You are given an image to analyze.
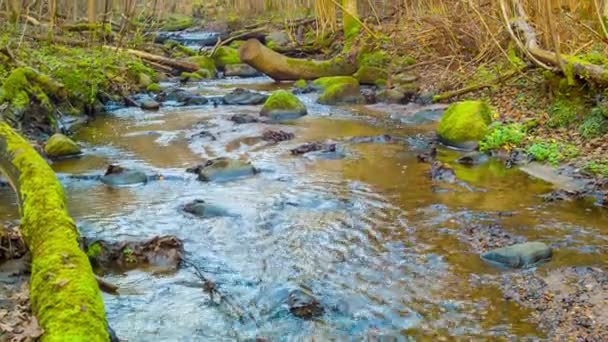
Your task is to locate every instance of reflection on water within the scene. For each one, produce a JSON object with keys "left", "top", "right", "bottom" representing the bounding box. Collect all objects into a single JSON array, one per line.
[{"left": 1, "top": 84, "right": 607, "bottom": 340}]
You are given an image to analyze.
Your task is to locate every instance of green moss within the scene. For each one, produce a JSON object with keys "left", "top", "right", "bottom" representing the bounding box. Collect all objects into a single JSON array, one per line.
[
  {"left": 0, "top": 122, "right": 108, "bottom": 341},
  {"left": 312, "top": 76, "right": 358, "bottom": 90},
  {"left": 162, "top": 14, "right": 194, "bottom": 31},
  {"left": 261, "top": 90, "right": 307, "bottom": 118},
  {"left": 213, "top": 46, "right": 241, "bottom": 68},
  {"left": 354, "top": 66, "right": 388, "bottom": 85},
  {"left": 294, "top": 79, "right": 308, "bottom": 89},
  {"left": 0, "top": 67, "right": 57, "bottom": 111},
  {"left": 229, "top": 40, "right": 245, "bottom": 50},
  {"left": 318, "top": 82, "right": 362, "bottom": 105},
  {"left": 163, "top": 40, "right": 197, "bottom": 57},
  {"left": 147, "top": 83, "right": 162, "bottom": 93},
  {"left": 44, "top": 133, "right": 81, "bottom": 158},
  {"left": 86, "top": 242, "right": 102, "bottom": 259},
  {"left": 186, "top": 56, "right": 217, "bottom": 76},
  {"left": 357, "top": 50, "right": 390, "bottom": 68},
  {"left": 437, "top": 101, "right": 493, "bottom": 147},
  {"left": 180, "top": 72, "right": 204, "bottom": 82},
  {"left": 584, "top": 160, "right": 608, "bottom": 177}
]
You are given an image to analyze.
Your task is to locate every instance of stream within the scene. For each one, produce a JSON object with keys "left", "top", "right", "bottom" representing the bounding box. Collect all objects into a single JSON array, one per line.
[{"left": 1, "top": 76, "right": 608, "bottom": 340}]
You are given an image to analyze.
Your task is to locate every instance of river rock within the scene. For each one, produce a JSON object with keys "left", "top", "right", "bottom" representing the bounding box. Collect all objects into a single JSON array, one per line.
[
  {"left": 185, "top": 55, "right": 217, "bottom": 77},
  {"left": 260, "top": 90, "right": 307, "bottom": 121},
  {"left": 266, "top": 31, "right": 290, "bottom": 49},
  {"left": 456, "top": 152, "right": 489, "bottom": 166},
  {"left": 101, "top": 165, "right": 148, "bottom": 187},
  {"left": 160, "top": 88, "right": 208, "bottom": 106},
  {"left": 313, "top": 76, "right": 363, "bottom": 105},
  {"left": 354, "top": 66, "right": 388, "bottom": 85},
  {"left": 188, "top": 157, "right": 257, "bottom": 182},
  {"left": 141, "top": 99, "right": 161, "bottom": 110},
  {"left": 481, "top": 242, "right": 552, "bottom": 268},
  {"left": 223, "top": 88, "right": 268, "bottom": 105},
  {"left": 86, "top": 235, "right": 183, "bottom": 273},
  {"left": 262, "top": 130, "right": 294, "bottom": 143},
  {"left": 230, "top": 114, "right": 259, "bottom": 124},
  {"left": 44, "top": 133, "right": 82, "bottom": 158},
  {"left": 224, "top": 64, "right": 261, "bottom": 78},
  {"left": 287, "top": 289, "right": 324, "bottom": 319},
  {"left": 437, "top": 101, "right": 492, "bottom": 150},
  {"left": 182, "top": 199, "right": 231, "bottom": 218},
  {"left": 291, "top": 142, "right": 337, "bottom": 156},
  {"left": 431, "top": 161, "right": 456, "bottom": 183}
]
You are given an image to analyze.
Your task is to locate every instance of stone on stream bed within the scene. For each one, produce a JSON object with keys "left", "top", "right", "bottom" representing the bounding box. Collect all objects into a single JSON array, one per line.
[
  {"left": 223, "top": 88, "right": 268, "bottom": 105},
  {"left": 230, "top": 114, "right": 259, "bottom": 124},
  {"left": 159, "top": 88, "right": 208, "bottom": 106},
  {"left": 262, "top": 130, "right": 294, "bottom": 143},
  {"left": 353, "top": 66, "right": 388, "bottom": 85},
  {"left": 481, "top": 242, "right": 552, "bottom": 269},
  {"left": 101, "top": 165, "right": 148, "bottom": 187},
  {"left": 456, "top": 152, "right": 489, "bottom": 166},
  {"left": 291, "top": 142, "right": 337, "bottom": 155},
  {"left": 44, "top": 133, "right": 82, "bottom": 158},
  {"left": 182, "top": 199, "right": 232, "bottom": 218},
  {"left": 313, "top": 76, "right": 363, "bottom": 105},
  {"left": 287, "top": 289, "right": 324, "bottom": 320},
  {"left": 85, "top": 235, "right": 183, "bottom": 273},
  {"left": 437, "top": 100, "right": 492, "bottom": 150},
  {"left": 260, "top": 90, "right": 307, "bottom": 121},
  {"left": 224, "top": 64, "right": 261, "bottom": 78},
  {"left": 187, "top": 157, "right": 257, "bottom": 182}
]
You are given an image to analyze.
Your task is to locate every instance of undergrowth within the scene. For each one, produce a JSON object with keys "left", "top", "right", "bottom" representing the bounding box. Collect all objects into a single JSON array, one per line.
[{"left": 479, "top": 122, "right": 526, "bottom": 152}]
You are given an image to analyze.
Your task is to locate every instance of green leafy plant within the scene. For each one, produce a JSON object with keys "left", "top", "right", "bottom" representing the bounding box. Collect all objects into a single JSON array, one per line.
[
  {"left": 584, "top": 161, "right": 608, "bottom": 177},
  {"left": 526, "top": 141, "right": 579, "bottom": 166},
  {"left": 547, "top": 97, "right": 584, "bottom": 128},
  {"left": 479, "top": 122, "right": 526, "bottom": 152},
  {"left": 578, "top": 107, "right": 607, "bottom": 139}
]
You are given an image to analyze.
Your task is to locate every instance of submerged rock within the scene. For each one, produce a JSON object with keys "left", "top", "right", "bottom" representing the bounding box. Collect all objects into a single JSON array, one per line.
[
  {"left": 101, "top": 165, "right": 147, "bottom": 187},
  {"left": 481, "top": 242, "right": 552, "bottom": 268},
  {"left": 86, "top": 235, "right": 183, "bottom": 273},
  {"left": 188, "top": 157, "right": 257, "bottom": 182},
  {"left": 230, "top": 114, "right": 259, "bottom": 124},
  {"left": 260, "top": 90, "right": 307, "bottom": 121},
  {"left": 182, "top": 199, "right": 231, "bottom": 218},
  {"left": 44, "top": 133, "right": 82, "bottom": 158},
  {"left": 431, "top": 161, "right": 456, "bottom": 183},
  {"left": 437, "top": 101, "right": 492, "bottom": 150},
  {"left": 416, "top": 148, "right": 437, "bottom": 163},
  {"left": 223, "top": 88, "right": 268, "bottom": 105},
  {"left": 287, "top": 289, "right": 324, "bottom": 320},
  {"left": 262, "top": 130, "right": 294, "bottom": 143},
  {"left": 224, "top": 64, "right": 261, "bottom": 78},
  {"left": 456, "top": 152, "right": 489, "bottom": 166},
  {"left": 291, "top": 142, "right": 336, "bottom": 155}
]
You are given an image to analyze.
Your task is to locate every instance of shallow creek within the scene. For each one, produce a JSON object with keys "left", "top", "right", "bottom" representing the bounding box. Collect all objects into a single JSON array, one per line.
[{"left": 1, "top": 77, "right": 607, "bottom": 340}]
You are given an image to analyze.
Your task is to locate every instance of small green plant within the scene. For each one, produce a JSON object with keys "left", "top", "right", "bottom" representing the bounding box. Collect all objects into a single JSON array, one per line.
[
  {"left": 479, "top": 122, "right": 526, "bottom": 152},
  {"left": 122, "top": 247, "right": 136, "bottom": 264},
  {"left": 547, "top": 97, "right": 584, "bottom": 128},
  {"left": 578, "top": 107, "right": 607, "bottom": 139},
  {"left": 526, "top": 141, "right": 579, "bottom": 166},
  {"left": 584, "top": 161, "right": 608, "bottom": 177}
]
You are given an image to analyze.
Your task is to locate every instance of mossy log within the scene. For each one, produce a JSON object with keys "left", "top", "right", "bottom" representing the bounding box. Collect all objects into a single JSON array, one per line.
[
  {"left": 239, "top": 39, "right": 357, "bottom": 81},
  {"left": 506, "top": 0, "right": 608, "bottom": 85},
  {"left": 103, "top": 46, "right": 199, "bottom": 73},
  {"left": 0, "top": 122, "right": 108, "bottom": 341}
]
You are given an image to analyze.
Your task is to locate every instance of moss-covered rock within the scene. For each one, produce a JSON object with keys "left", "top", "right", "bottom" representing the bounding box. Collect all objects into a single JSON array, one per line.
[
  {"left": 138, "top": 73, "right": 152, "bottom": 88},
  {"left": 312, "top": 76, "right": 358, "bottom": 91},
  {"left": 354, "top": 66, "right": 388, "bottom": 85},
  {"left": 357, "top": 50, "right": 390, "bottom": 68},
  {"left": 294, "top": 79, "right": 308, "bottom": 89},
  {"left": 213, "top": 46, "right": 241, "bottom": 69},
  {"left": 186, "top": 56, "right": 217, "bottom": 77},
  {"left": 146, "top": 83, "right": 162, "bottom": 93},
  {"left": 44, "top": 134, "right": 82, "bottom": 158},
  {"left": 162, "top": 14, "right": 194, "bottom": 31},
  {"left": 318, "top": 82, "right": 362, "bottom": 105},
  {"left": 437, "top": 101, "right": 493, "bottom": 149},
  {"left": 261, "top": 90, "right": 307, "bottom": 121},
  {"left": 180, "top": 72, "right": 204, "bottom": 83},
  {"left": 224, "top": 64, "right": 261, "bottom": 78}
]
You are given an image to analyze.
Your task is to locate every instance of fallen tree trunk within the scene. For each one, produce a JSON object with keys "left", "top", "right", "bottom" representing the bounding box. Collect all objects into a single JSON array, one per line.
[
  {"left": 103, "top": 46, "right": 199, "bottom": 72},
  {"left": 0, "top": 122, "right": 108, "bottom": 341},
  {"left": 506, "top": 0, "right": 608, "bottom": 84},
  {"left": 239, "top": 39, "right": 357, "bottom": 81}
]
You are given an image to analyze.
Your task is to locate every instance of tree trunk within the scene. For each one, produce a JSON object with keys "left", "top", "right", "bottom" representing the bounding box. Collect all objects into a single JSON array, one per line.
[
  {"left": 87, "top": 0, "right": 96, "bottom": 24},
  {"left": 342, "top": 0, "right": 360, "bottom": 42},
  {"left": 0, "top": 122, "right": 108, "bottom": 341},
  {"left": 508, "top": 0, "right": 608, "bottom": 85},
  {"left": 103, "top": 46, "right": 200, "bottom": 72},
  {"left": 8, "top": 0, "right": 20, "bottom": 22},
  {"left": 239, "top": 39, "right": 357, "bottom": 81}
]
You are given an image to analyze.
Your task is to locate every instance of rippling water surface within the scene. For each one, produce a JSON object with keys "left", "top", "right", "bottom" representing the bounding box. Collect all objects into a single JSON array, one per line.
[{"left": 1, "top": 77, "right": 607, "bottom": 340}]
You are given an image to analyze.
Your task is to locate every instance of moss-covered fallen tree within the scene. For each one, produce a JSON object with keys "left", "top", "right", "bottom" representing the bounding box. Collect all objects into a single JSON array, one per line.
[
  {"left": 239, "top": 39, "right": 357, "bottom": 81},
  {"left": 0, "top": 122, "right": 108, "bottom": 342}
]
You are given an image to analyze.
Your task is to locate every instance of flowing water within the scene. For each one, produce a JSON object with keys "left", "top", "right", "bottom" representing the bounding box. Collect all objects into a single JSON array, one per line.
[{"left": 1, "top": 77, "right": 608, "bottom": 341}]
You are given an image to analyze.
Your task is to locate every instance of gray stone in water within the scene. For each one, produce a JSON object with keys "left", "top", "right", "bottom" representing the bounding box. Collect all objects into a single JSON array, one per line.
[
  {"left": 182, "top": 199, "right": 231, "bottom": 218},
  {"left": 141, "top": 99, "right": 160, "bottom": 110},
  {"left": 224, "top": 64, "right": 261, "bottom": 78},
  {"left": 481, "top": 242, "right": 552, "bottom": 268},
  {"left": 223, "top": 88, "right": 268, "bottom": 105},
  {"left": 456, "top": 152, "right": 489, "bottom": 166},
  {"left": 287, "top": 289, "right": 324, "bottom": 320},
  {"left": 101, "top": 165, "right": 148, "bottom": 187},
  {"left": 191, "top": 158, "right": 257, "bottom": 182}
]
